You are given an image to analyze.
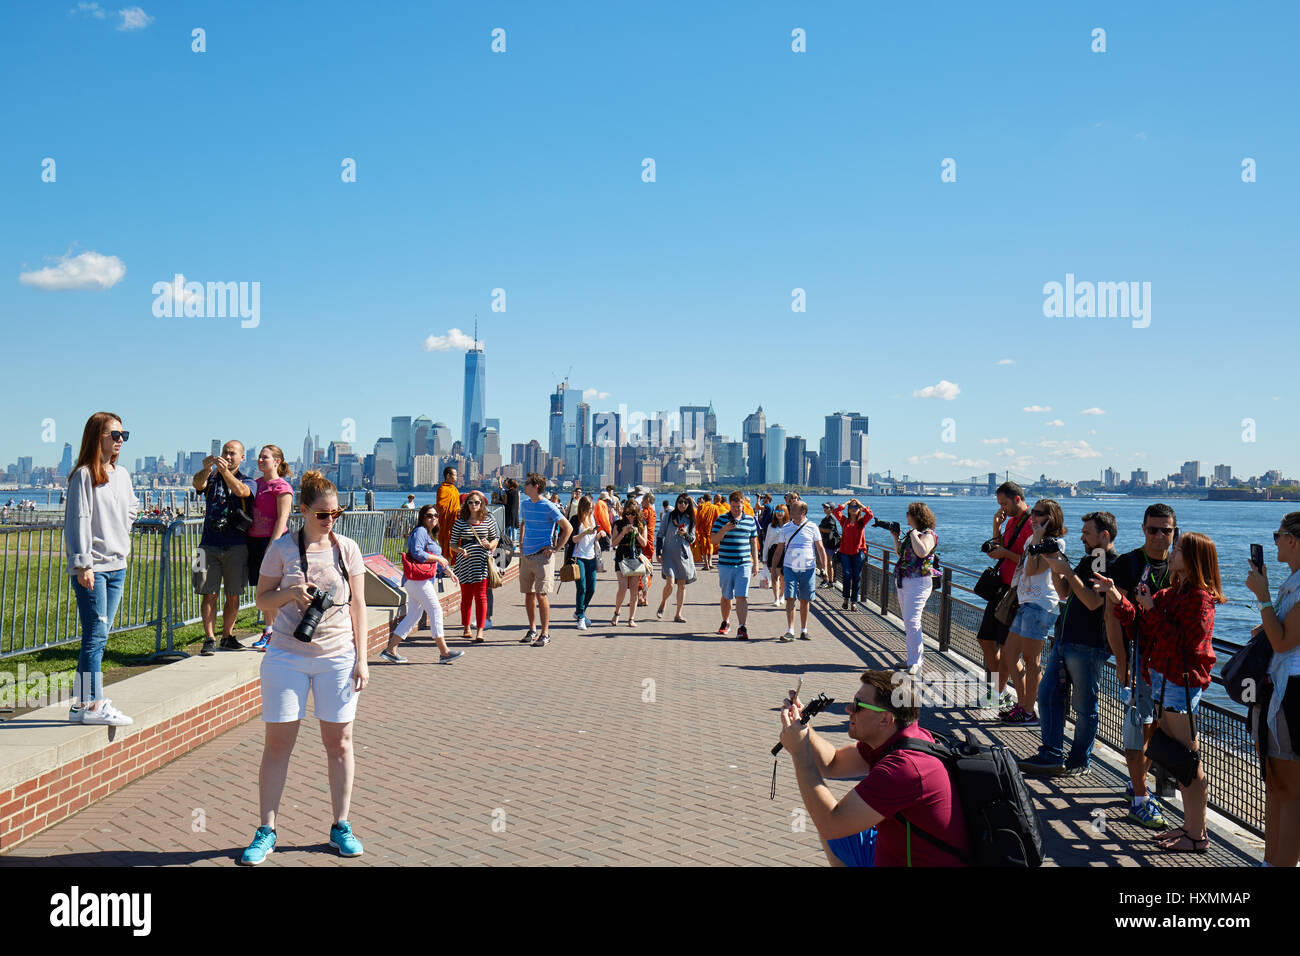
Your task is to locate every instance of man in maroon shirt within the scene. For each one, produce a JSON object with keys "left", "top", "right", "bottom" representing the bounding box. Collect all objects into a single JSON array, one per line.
[
  {"left": 780, "top": 670, "right": 970, "bottom": 867},
  {"left": 976, "top": 482, "right": 1034, "bottom": 712}
]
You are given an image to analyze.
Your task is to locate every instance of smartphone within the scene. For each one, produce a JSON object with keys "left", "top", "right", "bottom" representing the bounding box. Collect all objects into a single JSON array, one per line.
[
  {"left": 1251, "top": 543, "right": 1265, "bottom": 572},
  {"left": 785, "top": 676, "right": 803, "bottom": 709}
]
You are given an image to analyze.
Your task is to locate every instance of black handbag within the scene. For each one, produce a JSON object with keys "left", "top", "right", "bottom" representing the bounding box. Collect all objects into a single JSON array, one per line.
[
  {"left": 974, "top": 513, "right": 1029, "bottom": 604},
  {"left": 1146, "top": 636, "right": 1201, "bottom": 788},
  {"left": 1222, "top": 626, "right": 1274, "bottom": 705}
]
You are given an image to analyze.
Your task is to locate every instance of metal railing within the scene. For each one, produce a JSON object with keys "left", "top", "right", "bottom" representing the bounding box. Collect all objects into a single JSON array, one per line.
[
  {"left": 843, "top": 539, "right": 1264, "bottom": 836},
  {"left": 1, "top": 512, "right": 388, "bottom": 663}
]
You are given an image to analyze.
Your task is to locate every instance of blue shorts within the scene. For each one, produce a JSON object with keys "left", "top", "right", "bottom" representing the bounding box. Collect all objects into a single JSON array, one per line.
[
  {"left": 718, "top": 563, "right": 752, "bottom": 600},
  {"left": 784, "top": 566, "right": 815, "bottom": 601},
  {"left": 1010, "top": 602, "right": 1056, "bottom": 642},
  {"left": 827, "top": 827, "right": 877, "bottom": 867},
  {"left": 1149, "top": 670, "right": 1204, "bottom": 714}
]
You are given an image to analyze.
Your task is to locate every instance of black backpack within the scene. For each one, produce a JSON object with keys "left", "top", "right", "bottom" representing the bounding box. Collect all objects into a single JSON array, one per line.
[{"left": 888, "top": 730, "right": 1045, "bottom": 867}]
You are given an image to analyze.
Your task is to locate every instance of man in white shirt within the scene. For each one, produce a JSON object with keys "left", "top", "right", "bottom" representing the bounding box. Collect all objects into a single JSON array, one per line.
[{"left": 771, "top": 500, "right": 829, "bottom": 642}]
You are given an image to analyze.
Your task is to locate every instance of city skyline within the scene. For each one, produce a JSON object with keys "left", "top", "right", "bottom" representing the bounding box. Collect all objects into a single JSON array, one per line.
[{"left": 4, "top": 4, "right": 1297, "bottom": 481}]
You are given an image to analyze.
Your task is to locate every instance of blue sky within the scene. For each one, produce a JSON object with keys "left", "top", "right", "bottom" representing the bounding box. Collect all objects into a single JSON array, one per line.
[{"left": 3, "top": 1, "right": 1297, "bottom": 483}]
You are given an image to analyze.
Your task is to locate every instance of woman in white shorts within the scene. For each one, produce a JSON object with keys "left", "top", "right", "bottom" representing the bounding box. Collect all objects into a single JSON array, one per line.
[{"left": 240, "top": 470, "right": 369, "bottom": 865}]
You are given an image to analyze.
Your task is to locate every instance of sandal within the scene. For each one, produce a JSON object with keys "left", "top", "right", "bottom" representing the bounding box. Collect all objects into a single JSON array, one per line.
[
  {"left": 610, "top": 614, "right": 620, "bottom": 627},
  {"left": 673, "top": 614, "right": 687, "bottom": 623},
  {"left": 1156, "top": 827, "right": 1209, "bottom": 853},
  {"left": 656, "top": 606, "right": 665, "bottom": 620},
  {"left": 627, "top": 619, "right": 637, "bottom": 627}
]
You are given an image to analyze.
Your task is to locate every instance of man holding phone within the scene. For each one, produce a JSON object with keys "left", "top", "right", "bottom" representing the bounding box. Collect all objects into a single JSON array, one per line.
[
  {"left": 1091, "top": 503, "right": 1178, "bottom": 831},
  {"left": 192, "top": 440, "right": 254, "bottom": 656}
]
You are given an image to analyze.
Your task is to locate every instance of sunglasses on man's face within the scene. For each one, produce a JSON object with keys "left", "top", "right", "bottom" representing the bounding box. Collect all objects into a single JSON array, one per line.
[
  {"left": 1144, "top": 525, "right": 1176, "bottom": 536},
  {"left": 846, "top": 697, "right": 890, "bottom": 715},
  {"left": 108, "top": 430, "right": 130, "bottom": 442}
]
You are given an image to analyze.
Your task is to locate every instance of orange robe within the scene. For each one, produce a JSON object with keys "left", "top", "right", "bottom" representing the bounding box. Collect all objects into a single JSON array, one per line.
[
  {"left": 435, "top": 481, "right": 461, "bottom": 556},
  {"left": 641, "top": 506, "right": 656, "bottom": 561},
  {"left": 595, "top": 498, "right": 612, "bottom": 536},
  {"left": 694, "top": 502, "right": 715, "bottom": 560}
]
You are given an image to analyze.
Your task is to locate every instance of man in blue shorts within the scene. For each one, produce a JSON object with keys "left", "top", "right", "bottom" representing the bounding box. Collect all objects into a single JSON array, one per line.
[
  {"left": 711, "top": 491, "right": 759, "bottom": 640},
  {"left": 771, "top": 500, "right": 829, "bottom": 642}
]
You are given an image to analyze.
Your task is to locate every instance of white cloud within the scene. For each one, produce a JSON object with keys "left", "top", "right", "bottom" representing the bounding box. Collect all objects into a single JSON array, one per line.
[
  {"left": 1038, "top": 439, "right": 1102, "bottom": 461},
  {"left": 422, "top": 328, "right": 479, "bottom": 352},
  {"left": 71, "top": 2, "right": 107, "bottom": 19},
  {"left": 1081, "top": 407, "right": 1106, "bottom": 416},
  {"left": 995, "top": 358, "right": 1015, "bottom": 366},
  {"left": 582, "top": 388, "right": 610, "bottom": 401},
  {"left": 952, "top": 458, "right": 990, "bottom": 468},
  {"left": 1088, "top": 429, "right": 1097, "bottom": 436},
  {"left": 981, "top": 437, "right": 1009, "bottom": 445},
  {"left": 1022, "top": 405, "right": 1052, "bottom": 413},
  {"left": 117, "top": 6, "right": 152, "bottom": 30},
  {"left": 1045, "top": 419, "right": 1065, "bottom": 427},
  {"left": 152, "top": 273, "right": 202, "bottom": 312},
  {"left": 905, "top": 451, "right": 958, "bottom": 465},
  {"left": 998, "top": 449, "right": 1017, "bottom": 457},
  {"left": 913, "top": 380, "right": 960, "bottom": 401},
  {"left": 19, "top": 250, "right": 125, "bottom": 290}
]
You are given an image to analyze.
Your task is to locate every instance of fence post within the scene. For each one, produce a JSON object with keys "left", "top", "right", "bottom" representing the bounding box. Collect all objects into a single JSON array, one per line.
[
  {"left": 938, "top": 567, "right": 953, "bottom": 652},
  {"left": 879, "top": 552, "right": 891, "bottom": 615},
  {"left": 146, "top": 518, "right": 190, "bottom": 662}
]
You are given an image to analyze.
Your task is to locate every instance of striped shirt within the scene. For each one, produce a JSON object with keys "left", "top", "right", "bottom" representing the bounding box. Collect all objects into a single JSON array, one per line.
[
  {"left": 711, "top": 512, "right": 758, "bottom": 566},
  {"left": 450, "top": 515, "right": 498, "bottom": 583}
]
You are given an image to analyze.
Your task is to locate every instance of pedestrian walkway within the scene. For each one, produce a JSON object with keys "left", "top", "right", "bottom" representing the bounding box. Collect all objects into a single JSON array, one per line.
[{"left": 0, "top": 567, "right": 1261, "bottom": 866}]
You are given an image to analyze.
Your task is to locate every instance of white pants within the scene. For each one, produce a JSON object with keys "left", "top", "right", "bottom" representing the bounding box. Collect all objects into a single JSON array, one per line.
[
  {"left": 396, "top": 578, "right": 444, "bottom": 639},
  {"left": 897, "top": 575, "right": 933, "bottom": 668}
]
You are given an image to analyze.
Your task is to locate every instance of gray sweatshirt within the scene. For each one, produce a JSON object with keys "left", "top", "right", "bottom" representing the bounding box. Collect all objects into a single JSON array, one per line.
[{"left": 65, "top": 465, "right": 138, "bottom": 575}]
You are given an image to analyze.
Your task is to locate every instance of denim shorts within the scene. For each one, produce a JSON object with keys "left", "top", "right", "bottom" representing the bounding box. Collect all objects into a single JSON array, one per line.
[
  {"left": 1149, "top": 670, "right": 1204, "bottom": 714},
  {"left": 1010, "top": 602, "right": 1055, "bottom": 642},
  {"left": 827, "top": 827, "right": 877, "bottom": 867},
  {"left": 783, "top": 566, "right": 815, "bottom": 601},
  {"left": 718, "top": 563, "right": 752, "bottom": 600}
]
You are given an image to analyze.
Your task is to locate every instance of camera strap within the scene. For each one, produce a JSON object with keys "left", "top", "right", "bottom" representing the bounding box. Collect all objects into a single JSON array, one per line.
[{"left": 297, "top": 529, "right": 350, "bottom": 604}]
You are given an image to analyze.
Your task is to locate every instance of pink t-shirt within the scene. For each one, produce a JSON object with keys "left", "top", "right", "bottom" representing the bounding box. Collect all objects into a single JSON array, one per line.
[
  {"left": 854, "top": 726, "right": 970, "bottom": 867},
  {"left": 250, "top": 476, "right": 294, "bottom": 538},
  {"left": 260, "top": 532, "right": 366, "bottom": 659}
]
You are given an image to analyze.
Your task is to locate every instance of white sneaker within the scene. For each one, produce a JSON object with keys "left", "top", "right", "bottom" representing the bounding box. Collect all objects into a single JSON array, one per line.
[
  {"left": 577, "top": 618, "right": 588, "bottom": 630},
  {"left": 582, "top": 615, "right": 592, "bottom": 627},
  {"left": 82, "top": 700, "right": 133, "bottom": 726}
]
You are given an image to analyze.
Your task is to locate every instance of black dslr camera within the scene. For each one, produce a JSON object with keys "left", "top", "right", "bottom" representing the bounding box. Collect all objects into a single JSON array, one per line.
[
  {"left": 873, "top": 518, "right": 901, "bottom": 535},
  {"left": 980, "top": 538, "right": 999, "bottom": 554},
  {"left": 293, "top": 583, "right": 339, "bottom": 642},
  {"left": 771, "top": 692, "right": 836, "bottom": 755},
  {"left": 1025, "top": 539, "right": 1062, "bottom": 556}
]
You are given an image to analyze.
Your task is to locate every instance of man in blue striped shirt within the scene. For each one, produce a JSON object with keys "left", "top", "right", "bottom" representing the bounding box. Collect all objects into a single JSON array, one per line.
[{"left": 711, "top": 491, "right": 759, "bottom": 640}]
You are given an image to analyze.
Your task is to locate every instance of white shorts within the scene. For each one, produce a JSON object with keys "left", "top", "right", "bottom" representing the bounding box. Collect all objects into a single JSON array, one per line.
[{"left": 260, "top": 644, "right": 359, "bottom": 724}]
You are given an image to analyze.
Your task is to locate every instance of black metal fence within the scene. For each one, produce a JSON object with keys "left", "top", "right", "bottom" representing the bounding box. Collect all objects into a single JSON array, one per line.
[{"left": 849, "top": 540, "right": 1264, "bottom": 836}]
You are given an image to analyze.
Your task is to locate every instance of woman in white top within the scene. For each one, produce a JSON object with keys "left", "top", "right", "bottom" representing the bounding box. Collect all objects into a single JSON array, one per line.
[
  {"left": 1245, "top": 510, "right": 1300, "bottom": 867},
  {"left": 763, "top": 505, "right": 789, "bottom": 605},
  {"left": 65, "top": 412, "right": 138, "bottom": 726},
  {"left": 1001, "top": 499, "right": 1068, "bottom": 726},
  {"left": 242, "top": 470, "right": 369, "bottom": 865},
  {"left": 568, "top": 495, "right": 602, "bottom": 629}
]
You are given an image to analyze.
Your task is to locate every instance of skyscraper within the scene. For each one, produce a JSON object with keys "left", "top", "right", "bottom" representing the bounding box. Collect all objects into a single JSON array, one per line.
[
  {"left": 784, "top": 436, "right": 807, "bottom": 486},
  {"left": 549, "top": 381, "right": 581, "bottom": 476},
  {"left": 462, "top": 328, "right": 487, "bottom": 461},
  {"left": 765, "top": 425, "right": 786, "bottom": 484},
  {"left": 390, "top": 416, "right": 411, "bottom": 481},
  {"left": 679, "top": 405, "right": 709, "bottom": 457}
]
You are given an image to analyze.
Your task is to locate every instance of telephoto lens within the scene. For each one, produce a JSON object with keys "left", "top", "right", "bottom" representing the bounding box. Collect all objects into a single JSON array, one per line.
[{"left": 293, "top": 584, "right": 337, "bottom": 642}]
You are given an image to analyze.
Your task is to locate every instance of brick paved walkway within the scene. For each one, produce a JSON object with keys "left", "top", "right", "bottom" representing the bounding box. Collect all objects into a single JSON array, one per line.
[{"left": 0, "top": 565, "right": 1261, "bottom": 866}]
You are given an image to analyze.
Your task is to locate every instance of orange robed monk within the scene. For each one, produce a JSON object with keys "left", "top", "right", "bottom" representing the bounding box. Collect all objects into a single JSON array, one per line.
[
  {"left": 694, "top": 495, "right": 715, "bottom": 569},
  {"left": 435, "top": 465, "right": 461, "bottom": 556}
]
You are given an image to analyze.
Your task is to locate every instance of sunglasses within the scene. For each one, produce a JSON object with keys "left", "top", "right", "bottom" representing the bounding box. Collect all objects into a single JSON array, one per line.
[
  {"left": 108, "top": 430, "right": 130, "bottom": 442},
  {"left": 1031, "top": 509, "right": 1047, "bottom": 517},
  {"left": 1143, "top": 526, "right": 1177, "bottom": 536},
  {"left": 312, "top": 509, "right": 345, "bottom": 520},
  {"left": 1275, "top": 531, "right": 1296, "bottom": 542},
  {"left": 846, "top": 698, "right": 890, "bottom": 715}
]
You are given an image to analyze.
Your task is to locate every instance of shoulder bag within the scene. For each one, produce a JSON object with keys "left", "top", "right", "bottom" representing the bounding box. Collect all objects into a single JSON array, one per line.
[
  {"left": 472, "top": 524, "right": 504, "bottom": 589},
  {"left": 617, "top": 527, "right": 647, "bottom": 577},
  {"left": 1145, "top": 615, "right": 1202, "bottom": 788},
  {"left": 974, "top": 513, "right": 1030, "bottom": 603},
  {"left": 1222, "top": 625, "right": 1274, "bottom": 706}
]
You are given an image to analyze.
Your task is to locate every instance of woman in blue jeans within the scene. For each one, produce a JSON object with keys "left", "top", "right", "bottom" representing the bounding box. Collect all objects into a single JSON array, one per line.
[
  {"left": 65, "top": 412, "right": 138, "bottom": 726},
  {"left": 568, "top": 496, "right": 601, "bottom": 629}
]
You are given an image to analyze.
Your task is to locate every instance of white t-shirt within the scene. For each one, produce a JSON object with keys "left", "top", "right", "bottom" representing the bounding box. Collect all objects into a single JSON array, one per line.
[
  {"left": 779, "top": 520, "right": 818, "bottom": 572},
  {"left": 571, "top": 519, "right": 597, "bottom": 560},
  {"left": 1013, "top": 537, "right": 1067, "bottom": 610}
]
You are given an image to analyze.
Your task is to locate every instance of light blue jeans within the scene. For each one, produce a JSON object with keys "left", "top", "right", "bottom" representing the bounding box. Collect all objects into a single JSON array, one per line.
[{"left": 72, "top": 567, "right": 126, "bottom": 703}]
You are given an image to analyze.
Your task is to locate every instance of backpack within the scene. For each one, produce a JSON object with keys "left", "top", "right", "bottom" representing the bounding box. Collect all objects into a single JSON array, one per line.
[{"left": 888, "top": 730, "right": 1045, "bottom": 867}]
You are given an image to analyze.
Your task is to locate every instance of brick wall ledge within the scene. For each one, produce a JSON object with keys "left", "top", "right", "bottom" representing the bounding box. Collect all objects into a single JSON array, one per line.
[{"left": 0, "top": 562, "right": 515, "bottom": 852}]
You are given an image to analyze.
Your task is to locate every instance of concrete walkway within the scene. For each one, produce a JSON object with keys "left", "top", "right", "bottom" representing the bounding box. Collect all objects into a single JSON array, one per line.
[{"left": 0, "top": 564, "right": 1262, "bottom": 866}]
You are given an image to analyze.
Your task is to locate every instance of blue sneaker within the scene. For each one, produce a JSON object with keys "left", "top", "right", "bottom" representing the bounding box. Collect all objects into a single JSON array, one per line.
[
  {"left": 240, "top": 826, "right": 276, "bottom": 865},
  {"left": 251, "top": 632, "right": 272, "bottom": 651},
  {"left": 1127, "top": 797, "right": 1168, "bottom": 830},
  {"left": 329, "top": 820, "right": 364, "bottom": 857}
]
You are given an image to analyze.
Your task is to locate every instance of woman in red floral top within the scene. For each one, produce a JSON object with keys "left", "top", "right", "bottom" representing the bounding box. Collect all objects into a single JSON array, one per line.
[{"left": 1096, "top": 531, "right": 1224, "bottom": 854}]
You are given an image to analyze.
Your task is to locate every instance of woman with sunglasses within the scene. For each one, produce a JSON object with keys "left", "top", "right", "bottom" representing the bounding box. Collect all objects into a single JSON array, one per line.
[
  {"left": 610, "top": 502, "right": 648, "bottom": 626},
  {"left": 65, "top": 412, "right": 138, "bottom": 726},
  {"left": 450, "top": 491, "right": 499, "bottom": 643},
  {"left": 248, "top": 445, "right": 294, "bottom": 651},
  {"left": 764, "top": 505, "right": 789, "bottom": 606},
  {"left": 656, "top": 494, "right": 697, "bottom": 622},
  {"left": 1244, "top": 512, "right": 1300, "bottom": 866},
  {"left": 384, "top": 505, "right": 463, "bottom": 664},
  {"left": 1099, "top": 532, "right": 1224, "bottom": 853},
  {"left": 243, "top": 470, "right": 370, "bottom": 864},
  {"left": 1000, "top": 499, "right": 1067, "bottom": 725}
]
